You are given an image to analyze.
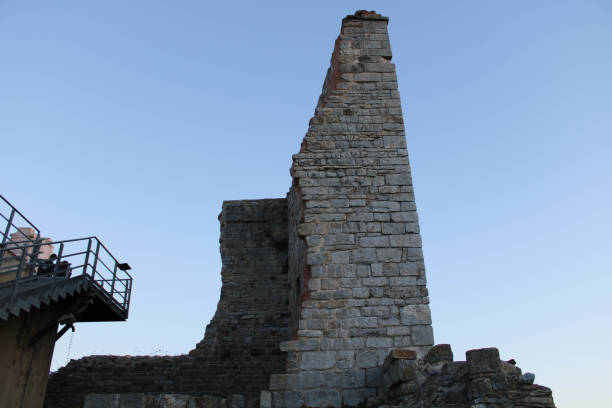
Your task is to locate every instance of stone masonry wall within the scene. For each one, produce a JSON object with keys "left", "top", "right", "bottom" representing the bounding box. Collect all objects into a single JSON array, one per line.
[
  {"left": 45, "top": 199, "right": 289, "bottom": 408},
  {"left": 265, "top": 11, "right": 433, "bottom": 408}
]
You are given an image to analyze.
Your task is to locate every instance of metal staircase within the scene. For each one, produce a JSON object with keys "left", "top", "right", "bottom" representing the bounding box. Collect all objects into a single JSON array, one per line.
[{"left": 0, "top": 194, "right": 133, "bottom": 323}]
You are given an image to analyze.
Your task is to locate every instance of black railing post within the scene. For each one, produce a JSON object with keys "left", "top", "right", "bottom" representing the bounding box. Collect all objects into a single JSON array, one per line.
[
  {"left": 91, "top": 240, "right": 101, "bottom": 282},
  {"left": 125, "top": 279, "right": 132, "bottom": 312},
  {"left": 110, "top": 262, "right": 118, "bottom": 301},
  {"left": 8, "top": 248, "right": 28, "bottom": 308},
  {"left": 1, "top": 208, "right": 15, "bottom": 246},
  {"left": 28, "top": 238, "right": 41, "bottom": 277},
  {"left": 55, "top": 243, "right": 64, "bottom": 278},
  {"left": 0, "top": 208, "right": 15, "bottom": 267},
  {"left": 82, "top": 239, "right": 92, "bottom": 277}
]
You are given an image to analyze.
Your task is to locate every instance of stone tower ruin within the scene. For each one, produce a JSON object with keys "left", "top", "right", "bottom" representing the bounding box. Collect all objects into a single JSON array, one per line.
[
  {"left": 45, "top": 11, "right": 556, "bottom": 408},
  {"left": 268, "top": 10, "right": 432, "bottom": 407}
]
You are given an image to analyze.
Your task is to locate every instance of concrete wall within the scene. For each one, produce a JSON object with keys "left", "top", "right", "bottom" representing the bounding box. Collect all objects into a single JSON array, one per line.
[
  {"left": 45, "top": 199, "right": 290, "bottom": 408},
  {"left": 0, "top": 300, "right": 65, "bottom": 408},
  {"left": 266, "top": 11, "right": 433, "bottom": 407}
]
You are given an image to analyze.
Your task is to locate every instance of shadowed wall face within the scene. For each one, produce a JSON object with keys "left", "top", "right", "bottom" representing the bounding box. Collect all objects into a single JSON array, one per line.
[{"left": 45, "top": 199, "right": 289, "bottom": 408}]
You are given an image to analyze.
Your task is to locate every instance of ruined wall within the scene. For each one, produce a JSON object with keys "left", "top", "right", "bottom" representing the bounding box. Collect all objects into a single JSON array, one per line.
[
  {"left": 265, "top": 11, "right": 433, "bottom": 408},
  {"left": 368, "top": 345, "right": 555, "bottom": 408},
  {"left": 45, "top": 199, "right": 289, "bottom": 408}
]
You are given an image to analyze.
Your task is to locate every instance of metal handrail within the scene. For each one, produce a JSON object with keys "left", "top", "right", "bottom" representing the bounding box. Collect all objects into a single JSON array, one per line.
[
  {"left": 1, "top": 194, "right": 133, "bottom": 318},
  {"left": 0, "top": 236, "right": 133, "bottom": 316},
  {"left": 0, "top": 194, "right": 40, "bottom": 237}
]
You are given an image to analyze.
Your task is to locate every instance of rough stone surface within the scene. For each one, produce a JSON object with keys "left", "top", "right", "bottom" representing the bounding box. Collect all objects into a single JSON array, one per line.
[
  {"left": 45, "top": 199, "right": 289, "bottom": 408},
  {"left": 366, "top": 346, "right": 556, "bottom": 408},
  {"left": 84, "top": 393, "right": 232, "bottom": 408},
  {"left": 267, "top": 10, "right": 433, "bottom": 406}
]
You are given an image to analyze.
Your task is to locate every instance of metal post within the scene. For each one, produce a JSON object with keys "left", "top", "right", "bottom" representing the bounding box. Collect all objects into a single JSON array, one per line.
[
  {"left": 0, "top": 209, "right": 15, "bottom": 267},
  {"left": 82, "top": 239, "right": 92, "bottom": 277},
  {"left": 8, "top": 248, "right": 28, "bottom": 308},
  {"left": 91, "top": 240, "right": 101, "bottom": 281},
  {"left": 28, "top": 238, "right": 41, "bottom": 277},
  {"left": 55, "top": 243, "right": 64, "bottom": 278},
  {"left": 1, "top": 209, "right": 15, "bottom": 246},
  {"left": 110, "top": 262, "right": 118, "bottom": 301},
  {"left": 125, "top": 279, "right": 132, "bottom": 312}
]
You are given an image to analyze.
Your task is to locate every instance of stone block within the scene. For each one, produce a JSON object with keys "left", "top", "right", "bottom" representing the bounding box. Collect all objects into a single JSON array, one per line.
[
  {"left": 300, "top": 351, "right": 337, "bottom": 370},
  {"left": 295, "top": 371, "right": 324, "bottom": 389},
  {"left": 324, "top": 369, "right": 366, "bottom": 388},
  {"left": 400, "top": 304, "right": 431, "bottom": 325},
  {"left": 365, "top": 337, "right": 393, "bottom": 348},
  {"left": 84, "top": 394, "right": 121, "bottom": 408},
  {"left": 342, "top": 388, "right": 376, "bottom": 407},
  {"left": 389, "top": 234, "right": 421, "bottom": 248},
  {"left": 381, "top": 223, "right": 405, "bottom": 234},
  {"left": 260, "top": 391, "right": 272, "bottom": 408},
  {"left": 359, "top": 235, "right": 389, "bottom": 247},
  {"left": 376, "top": 248, "right": 402, "bottom": 262},
  {"left": 424, "top": 344, "right": 453, "bottom": 365},
  {"left": 269, "top": 374, "right": 294, "bottom": 391},
  {"left": 466, "top": 347, "right": 501, "bottom": 374},
  {"left": 337, "top": 350, "right": 355, "bottom": 369},
  {"left": 272, "top": 391, "right": 303, "bottom": 408},
  {"left": 356, "top": 349, "right": 379, "bottom": 368},
  {"left": 381, "top": 359, "right": 418, "bottom": 389},
  {"left": 229, "top": 394, "right": 246, "bottom": 408},
  {"left": 353, "top": 287, "right": 370, "bottom": 298},
  {"left": 411, "top": 325, "right": 434, "bottom": 346},
  {"left": 352, "top": 248, "right": 377, "bottom": 263},
  {"left": 304, "top": 389, "right": 342, "bottom": 408},
  {"left": 354, "top": 72, "right": 382, "bottom": 82}
]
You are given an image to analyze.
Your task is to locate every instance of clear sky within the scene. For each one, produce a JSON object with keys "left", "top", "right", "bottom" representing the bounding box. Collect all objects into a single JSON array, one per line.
[{"left": 1, "top": 1, "right": 611, "bottom": 406}]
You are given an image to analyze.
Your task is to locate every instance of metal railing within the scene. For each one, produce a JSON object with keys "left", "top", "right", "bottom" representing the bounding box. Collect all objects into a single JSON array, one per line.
[
  {"left": 0, "top": 194, "right": 41, "bottom": 267},
  {"left": 0, "top": 195, "right": 132, "bottom": 316}
]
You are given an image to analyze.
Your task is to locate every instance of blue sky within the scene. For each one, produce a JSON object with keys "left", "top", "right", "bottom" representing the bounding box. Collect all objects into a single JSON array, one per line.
[{"left": 1, "top": 2, "right": 610, "bottom": 406}]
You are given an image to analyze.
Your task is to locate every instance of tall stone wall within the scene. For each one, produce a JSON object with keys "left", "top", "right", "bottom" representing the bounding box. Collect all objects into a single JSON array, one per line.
[
  {"left": 266, "top": 11, "right": 433, "bottom": 408},
  {"left": 45, "top": 199, "right": 289, "bottom": 408}
]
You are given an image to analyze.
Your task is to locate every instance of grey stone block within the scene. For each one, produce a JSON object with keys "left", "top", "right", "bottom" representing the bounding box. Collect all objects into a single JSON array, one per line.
[
  {"left": 342, "top": 388, "right": 377, "bottom": 407},
  {"left": 324, "top": 369, "right": 366, "bottom": 388},
  {"left": 229, "top": 394, "right": 246, "bottom": 408},
  {"left": 84, "top": 394, "right": 120, "bottom": 408},
  {"left": 304, "top": 389, "right": 342, "bottom": 408},
  {"left": 424, "top": 344, "right": 454, "bottom": 365},
  {"left": 411, "top": 325, "right": 434, "bottom": 346},
  {"left": 300, "top": 351, "right": 337, "bottom": 370},
  {"left": 381, "top": 359, "right": 418, "bottom": 389},
  {"left": 272, "top": 391, "right": 304, "bottom": 408},
  {"left": 260, "top": 391, "right": 272, "bottom": 408},
  {"left": 352, "top": 248, "right": 377, "bottom": 263},
  {"left": 466, "top": 347, "right": 501, "bottom": 374},
  {"left": 376, "top": 248, "right": 402, "bottom": 262},
  {"left": 356, "top": 349, "right": 379, "bottom": 368},
  {"left": 295, "top": 371, "right": 324, "bottom": 389},
  {"left": 400, "top": 304, "right": 432, "bottom": 325}
]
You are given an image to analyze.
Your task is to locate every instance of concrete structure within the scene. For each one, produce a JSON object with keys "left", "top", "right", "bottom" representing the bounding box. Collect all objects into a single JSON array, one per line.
[
  {"left": 44, "top": 11, "right": 555, "bottom": 408},
  {"left": 0, "top": 299, "right": 68, "bottom": 408}
]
